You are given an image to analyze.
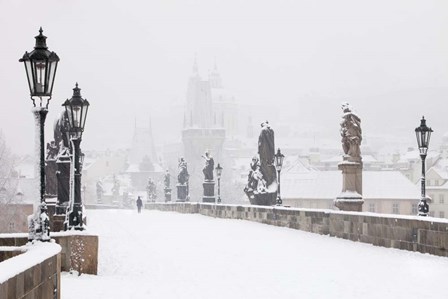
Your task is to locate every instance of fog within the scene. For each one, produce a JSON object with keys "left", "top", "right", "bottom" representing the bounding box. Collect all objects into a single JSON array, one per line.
[{"left": 1, "top": 0, "right": 447, "bottom": 155}]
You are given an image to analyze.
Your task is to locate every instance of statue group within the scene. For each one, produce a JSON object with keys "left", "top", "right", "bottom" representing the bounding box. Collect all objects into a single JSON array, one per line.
[{"left": 244, "top": 121, "right": 277, "bottom": 205}]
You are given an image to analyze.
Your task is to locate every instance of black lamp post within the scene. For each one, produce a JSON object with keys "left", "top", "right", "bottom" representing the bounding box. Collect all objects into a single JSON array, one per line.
[
  {"left": 215, "top": 163, "right": 223, "bottom": 203},
  {"left": 20, "top": 28, "right": 59, "bottom": 241},
  {"left": 415, "top": 116, "right": 433, "bottom": 216},
  {"left": 63, "top": 83, "right": 89, "bottom": 230},
  {"left": 274, "top": 148, "right": 285, "bottom": 206}
]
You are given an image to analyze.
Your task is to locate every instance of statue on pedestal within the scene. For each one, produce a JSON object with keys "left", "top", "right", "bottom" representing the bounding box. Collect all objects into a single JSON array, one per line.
[
  {"left": 178, "top": 158, "right": 189, "bottom": 185},
  {"left": 146, "top": 177, "right": 157, "bottom": 202},
  {"left": 335, "top": 102, "right": 364, "bottom": 211},
  {"left": 201, "top": 151, "right": 215, "bottom": 202},
  {"left": 177, "top": 158, "right": 189, "bottom": 202},
  {"left": 202, "top": 151, "right": 214, "bottom": 181},
  {"left": 244, "top": 121, "right": 277, "bottom": 205}
]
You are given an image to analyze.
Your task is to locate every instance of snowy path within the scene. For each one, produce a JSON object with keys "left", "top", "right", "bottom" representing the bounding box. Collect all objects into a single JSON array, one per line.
[{"left": 62, "top": 209, "right": 448, "bottom": 299}]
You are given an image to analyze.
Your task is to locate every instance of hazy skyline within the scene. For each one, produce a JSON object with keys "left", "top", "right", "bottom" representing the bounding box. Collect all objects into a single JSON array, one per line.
[{"left": 1, "top": 0, "right": 447, "bottom": 155}]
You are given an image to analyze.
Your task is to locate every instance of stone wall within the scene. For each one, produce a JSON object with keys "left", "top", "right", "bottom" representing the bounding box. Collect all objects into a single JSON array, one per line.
[
  {"left": 0, "top": 233, "right": 98, "bottom": 275},
  {"left": 145, "top": 202, "right": 448, "bottom": 257},
  {"left": 0, "top": 243, "right": 61, "bottom": 299}
]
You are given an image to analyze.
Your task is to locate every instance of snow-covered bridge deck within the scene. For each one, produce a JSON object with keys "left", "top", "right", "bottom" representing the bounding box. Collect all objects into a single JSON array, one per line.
[{"left": 62, "top": 209, "right": 448, "bottom": 298}]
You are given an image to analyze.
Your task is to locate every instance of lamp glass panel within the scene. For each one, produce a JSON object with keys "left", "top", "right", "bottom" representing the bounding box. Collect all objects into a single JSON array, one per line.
[
  {"left": 46, "top": 61, "right": 55, "bottom": 94},
  {"left": 24, "top": 60, "right": 35, "bottom": 93},
  {"left": 34, "top": 60, "right": 47, "bottom": 94},
  {"left": 80, "top": 104, "right": 89, "bottom": 130}
]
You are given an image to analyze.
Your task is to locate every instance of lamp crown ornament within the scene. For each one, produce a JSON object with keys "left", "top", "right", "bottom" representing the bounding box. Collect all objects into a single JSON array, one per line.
[
  {"left": 34, "top": 27, "right": 48, "bottom": 49},
  {"left": 73, "top": 82, "right": 82, "bottom": 98}
]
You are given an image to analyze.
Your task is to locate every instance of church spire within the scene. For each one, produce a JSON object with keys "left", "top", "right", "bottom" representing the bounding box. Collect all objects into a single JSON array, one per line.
[{"left": 209, "top": 58, "right": 222, "bottom": 88}]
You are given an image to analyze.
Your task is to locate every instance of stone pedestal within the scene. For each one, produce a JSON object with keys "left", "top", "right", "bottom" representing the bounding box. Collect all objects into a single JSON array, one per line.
[
  {"left": 334, "top": 157, "right": 364, "bottom": 212},
  {"left": 52, "top": 214, "right": 66, "bottom": 232},
  {"left": 164, "top": 188, "right": 172, "bottom": 202},
  {"left": 176, "top": 184, "right": 188, "bottom": 202},
  {"left": 45, "top": 159, "right": 58, "bottom": 197},
  {"left": 251, "top": 192, "right": 277, "bottom": 206},
  {"left": 202, "top": 180, "right": 215, "bottom": 203}
]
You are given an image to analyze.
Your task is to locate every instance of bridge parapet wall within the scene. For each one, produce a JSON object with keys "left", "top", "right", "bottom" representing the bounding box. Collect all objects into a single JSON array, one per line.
[
  {"left": 0, "top": 233, "right": 98, "bottom": 275},
  {"left": 145, "top": 202, "right": 448, "bottom": 257},
  {"left": 0, "top": 243, "right": 61, "bottom": 298}
]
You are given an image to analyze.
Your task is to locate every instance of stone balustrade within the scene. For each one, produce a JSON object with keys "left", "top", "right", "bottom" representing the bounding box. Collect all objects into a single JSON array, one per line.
[{"left": 145, "top": 202, "right": 448, "bottom": 257}]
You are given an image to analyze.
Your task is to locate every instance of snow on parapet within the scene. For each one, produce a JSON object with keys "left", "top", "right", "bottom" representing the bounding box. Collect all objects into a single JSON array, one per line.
[{"left": 0, "top": 241, "right": 61, "bottom": 283}]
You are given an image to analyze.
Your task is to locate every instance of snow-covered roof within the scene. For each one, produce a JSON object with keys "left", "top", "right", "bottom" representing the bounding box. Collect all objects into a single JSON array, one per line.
[
  {"left": 397, "top": 150, "right": 440, "bottom": 163},
  {"left": 428, "top": 157, "right": 448, "bottom": 180},
  {"left": 282, "top": 170, "right": 420, "bottom": 200},
  {"left": 321, "top": 154, "right": 378, "bottom": 164}
]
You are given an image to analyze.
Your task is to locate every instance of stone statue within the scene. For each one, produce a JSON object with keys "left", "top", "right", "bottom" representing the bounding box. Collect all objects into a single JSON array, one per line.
[
  {"left": 177, "top": 158, "right": 189, "bottom": 185},
  {"left": 202, "top": 151, "right": 214, "bottom": 181},
  {"left": 164, "top": 170, "right": 170, "bottom": 189},
  {"left": 243, "top": 121, "right": 278, "bottom": 205},
  {"left": 244, "top": 157, "right": 266, "bottom": 196},
  {"left": 146, "top": 177, "right": 157, "bottom": 202},
  {"left": 340, "top": 102, "right": 362, "bottom": 158},
  {"left": 96, "top": 180, "right": 104, "bottom": 200},
  {"left": 112, "top": 175, "right": 120, "bottom": 198},
  {"left": 258, "top": 121, "right": 275, "bottom": 166},
  {"left": 46, "top": 141, "right": 59, "bottom": 160},
  {"left": 54, "top": 110, "right": 70, "bottom": 152},
  {"left": 258, "top": 121, "right": 276, "bottom": 186}
]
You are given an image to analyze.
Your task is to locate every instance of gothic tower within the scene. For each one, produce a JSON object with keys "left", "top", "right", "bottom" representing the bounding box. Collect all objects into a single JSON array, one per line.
[{"left": 182, "top": 58, "right": 226, "bottom": 200}]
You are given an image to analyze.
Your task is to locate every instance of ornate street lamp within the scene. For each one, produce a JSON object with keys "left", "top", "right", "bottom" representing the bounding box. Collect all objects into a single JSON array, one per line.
[
  {"left": 19, "top": 28, "right": 60, "bottom": 108},
  {"left": 274, "top": 148, "right": 285, "bottom": 206},
  {"left": 415, "top": 116, "right": 433, "bottom": 216},
  {"left": 63, "top": 83, "right": 89, "bottom": 230},
  {"left": 20, "top": 28, "right": 59, "bottom": 241},
  {"left": 215, "top": 163, "right": 223, "bottom": 203}
]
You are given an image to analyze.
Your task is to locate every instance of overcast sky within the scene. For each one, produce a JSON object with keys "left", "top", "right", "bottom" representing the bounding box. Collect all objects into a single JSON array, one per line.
[{"left": 0, "top": 0, "right": 447, "bottom": 155}]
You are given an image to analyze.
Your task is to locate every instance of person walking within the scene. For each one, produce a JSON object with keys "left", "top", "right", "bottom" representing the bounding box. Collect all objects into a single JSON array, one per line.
[{"left": 136, "top": 196, "right": 143, "bottom": 213}]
